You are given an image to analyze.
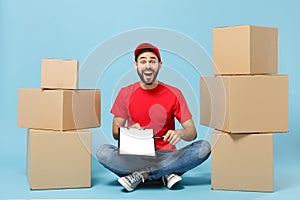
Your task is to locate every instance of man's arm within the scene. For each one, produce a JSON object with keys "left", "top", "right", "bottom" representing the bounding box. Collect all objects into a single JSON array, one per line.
[
  {"left": 163, "top": 118, "right": 197, "bottom": 145},
  {"left": 112, "top": 116, "right": 126, "bottom": 140}
]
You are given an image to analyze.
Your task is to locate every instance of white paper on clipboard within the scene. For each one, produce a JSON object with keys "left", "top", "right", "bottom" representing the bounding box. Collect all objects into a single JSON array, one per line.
[{"left": 118, "top": 127, "right": 156, "bottom": 156}]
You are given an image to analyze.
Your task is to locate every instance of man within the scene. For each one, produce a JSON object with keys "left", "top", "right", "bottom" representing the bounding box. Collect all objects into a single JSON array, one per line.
[{"left": 97, "top": 42, "right": 211, "bottom": 192}]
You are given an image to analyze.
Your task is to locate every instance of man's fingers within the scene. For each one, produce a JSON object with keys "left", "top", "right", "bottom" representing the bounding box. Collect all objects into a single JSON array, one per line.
[
  {"left": 163, "top": 130, "right": 172, "bottom": 141},
  {"left": 166, "top": 130, "right": 182, "bottom": 145},
  {"left": 162, "top": 130, "right": 183, "bottom": 145},
  {"left": 169, "top": 134, "right": 180, "bottom": 145},
  {"left": 130, "top": 123, "right": 141, "bottom": 129}
]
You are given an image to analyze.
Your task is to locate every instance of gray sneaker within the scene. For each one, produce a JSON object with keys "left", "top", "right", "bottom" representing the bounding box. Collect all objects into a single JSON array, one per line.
[
  {"left": 162, "top": 174, "right": 182, "bottom": 189},
  {"left": 118, "top": 172, "right": 144, "bottom": 192}
]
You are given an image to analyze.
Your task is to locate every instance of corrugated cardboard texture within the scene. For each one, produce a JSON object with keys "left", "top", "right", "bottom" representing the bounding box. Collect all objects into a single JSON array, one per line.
[
  {"left": 27, "top": 129, "right": 92, "bottom": 190},
  {"left": 213, "top": 25, "right": 278, "bottom": 75},
  {"left": 211, "top": 131, "right": 274, "bottom": 192},
  {"left": 41, "top": 58, "right": 78, "bottom": 89},
  {"left": 200, "top": 75, "right": 288, "bottom": 133},
  {"left": 18, "top": 89, "right": 100, "bottom": 130}
]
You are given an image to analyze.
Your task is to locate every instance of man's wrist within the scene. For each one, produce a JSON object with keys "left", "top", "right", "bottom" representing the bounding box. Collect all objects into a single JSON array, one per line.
[{"left": 177, "top": 129, "right": 185, "bottom": 139}]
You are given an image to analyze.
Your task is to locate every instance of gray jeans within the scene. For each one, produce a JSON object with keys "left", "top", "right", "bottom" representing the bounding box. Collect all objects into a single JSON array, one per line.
[{"left": 96, "top": 140, "right": 211, "bottom": 180}]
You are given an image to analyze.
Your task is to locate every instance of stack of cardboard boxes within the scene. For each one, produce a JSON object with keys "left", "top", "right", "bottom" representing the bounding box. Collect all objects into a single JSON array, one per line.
[
  {"left": 200, "top": 25, "right": 288, "bottom": 192},
  {"left": 18, "top": 59, "right": 101, "bottom": 190}
]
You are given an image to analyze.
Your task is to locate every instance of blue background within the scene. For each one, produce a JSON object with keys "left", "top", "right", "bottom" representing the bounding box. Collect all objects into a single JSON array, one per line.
[{"left": 0, "top": 0, "right": 299, "bottom": 199}]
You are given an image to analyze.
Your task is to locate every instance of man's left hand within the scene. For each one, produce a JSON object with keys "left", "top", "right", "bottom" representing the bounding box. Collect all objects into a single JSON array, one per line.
[{"left": 163, "top": 130, "right": 184, "bottom": 145}]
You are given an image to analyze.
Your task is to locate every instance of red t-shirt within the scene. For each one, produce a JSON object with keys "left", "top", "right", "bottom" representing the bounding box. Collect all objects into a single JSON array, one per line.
[{"left": 111, "top": 82, "right": 192, "bottom": 151}]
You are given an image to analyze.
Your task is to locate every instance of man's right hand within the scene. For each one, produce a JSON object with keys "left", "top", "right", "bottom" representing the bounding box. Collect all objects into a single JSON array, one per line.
[
  {"left": 129, "top": 123, "right": 142, "bottom": 129},
  {"left": 112, "top": 116, "right": 126, "bottom": 140}
]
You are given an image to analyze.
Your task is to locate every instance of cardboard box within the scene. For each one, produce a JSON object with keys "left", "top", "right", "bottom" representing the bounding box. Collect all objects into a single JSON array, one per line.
[
  {"left": 200, "top": 75, "right": 288, "bottom": 133},
  {"left": 27, "top": 129, "right": 92, "bottom": 189},
  {"left": 41, "top": 58, "right": 78, "bottom": 89},
  {"left": 18, "top": 89, "right": 100, "bottom": 130},
  {"left": 213, "top": 25, "right": 278, "bottom": 75},
  {"left": 211, "top": 131, "right": 274, "bottom": 192}
]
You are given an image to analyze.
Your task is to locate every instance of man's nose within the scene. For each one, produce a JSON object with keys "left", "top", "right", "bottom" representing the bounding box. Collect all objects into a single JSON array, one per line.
[{"left": 143, "top": 62, "right": 152, "bottom": 68}]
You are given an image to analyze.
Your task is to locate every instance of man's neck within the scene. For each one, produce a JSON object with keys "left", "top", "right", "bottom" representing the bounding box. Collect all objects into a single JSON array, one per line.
[{"left": 140, "top": 80, "right": 159, "bottom": 90}]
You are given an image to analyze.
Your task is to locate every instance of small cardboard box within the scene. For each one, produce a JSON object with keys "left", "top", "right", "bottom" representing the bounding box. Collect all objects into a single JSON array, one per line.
[
  {"left": 27, "top": 129, "right": 92, "bottom": 190},
  {"left": 213, "top": 25, "right": 278, "bottom": 75},
  {"left": 200, "top": 75, "right": 288, "bottom": 133},
  {"left": 41, "top": 58, "right": 78, "bottom": 89},
  {"left": 211, "top": 131, "right": 274, "bottom": 192},
  {"left": 18, "top": 89, "right": 100, "bottom": 130}
]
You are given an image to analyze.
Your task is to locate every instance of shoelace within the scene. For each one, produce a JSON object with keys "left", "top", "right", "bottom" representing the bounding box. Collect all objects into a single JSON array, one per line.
[{"left": 127, "top": 173, "right": 144, "bottom": 184}]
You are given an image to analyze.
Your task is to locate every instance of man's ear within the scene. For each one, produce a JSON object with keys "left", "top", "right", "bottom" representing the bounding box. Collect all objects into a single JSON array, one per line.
[
  {"left": 158, "top": 61, "right": 163, "bottom": 69},
  {"left": 134, "top": 61, "right": 138, "bottom": 69}
]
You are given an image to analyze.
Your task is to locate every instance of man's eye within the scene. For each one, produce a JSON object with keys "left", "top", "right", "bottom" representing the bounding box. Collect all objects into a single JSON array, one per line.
[
  {"left": 140, "top": 61, "right": 146, "bottom": 64},
  {"left": 150, "top": 60, "right": 156, "bottom": 64}
]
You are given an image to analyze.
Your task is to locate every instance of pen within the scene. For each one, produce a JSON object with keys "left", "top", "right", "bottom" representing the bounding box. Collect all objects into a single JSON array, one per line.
[{"left": 153, "top": 136, "right": 165, "bottom": 139}]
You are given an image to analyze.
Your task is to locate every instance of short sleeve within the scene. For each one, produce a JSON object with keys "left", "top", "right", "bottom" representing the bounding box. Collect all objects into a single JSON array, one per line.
[
  {"left": 110, "top": 88, "right": 128, "bottom": 118},
  {"left": 173, "top": 90, "right": 192, "bottom": 123}
]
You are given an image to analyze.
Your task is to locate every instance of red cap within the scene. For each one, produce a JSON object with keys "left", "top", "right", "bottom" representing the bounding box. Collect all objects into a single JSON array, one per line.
[{"left": 134, "top": 42, "right": 161, "bottom": 62}]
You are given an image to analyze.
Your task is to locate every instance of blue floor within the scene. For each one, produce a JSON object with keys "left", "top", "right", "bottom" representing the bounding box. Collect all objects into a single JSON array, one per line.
[{"left": 1, "top": 129, "right": 300, "bottom": 199}]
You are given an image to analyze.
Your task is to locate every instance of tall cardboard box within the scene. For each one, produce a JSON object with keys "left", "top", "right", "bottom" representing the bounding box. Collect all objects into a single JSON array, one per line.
[
  {"left": 213, "top": 25, "right": 278, "bottom": 75},
  {"left": 27, "top": 129, "right": 92, "bottom": 190},
  {"left": 200, "top": 75, "right": 288, "bottom": 133},
  {"left": 211, "top": 131, "right": 274, "bottom": 192},
  {"left": 41, "top": 58, "right": 78, "bottom": 89},
  {"left": 18, "top": 89, "right": 100, "bottom": 130}
]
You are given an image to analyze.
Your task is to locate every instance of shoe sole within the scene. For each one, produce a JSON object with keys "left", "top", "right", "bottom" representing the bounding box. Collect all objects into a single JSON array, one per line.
[{"left": 118, "top": 177, "right": 134, "bottom": 192}]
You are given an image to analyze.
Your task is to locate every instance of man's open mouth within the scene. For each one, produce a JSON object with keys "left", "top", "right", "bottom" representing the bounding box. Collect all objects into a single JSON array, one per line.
[{"left": 143, "top": 71, "right": 153, "bottom": 77}]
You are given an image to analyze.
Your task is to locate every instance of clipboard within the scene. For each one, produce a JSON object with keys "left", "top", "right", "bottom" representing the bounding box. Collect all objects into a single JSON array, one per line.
[{"left": 118, "top": 127, "right": 156, "bottom": 157}]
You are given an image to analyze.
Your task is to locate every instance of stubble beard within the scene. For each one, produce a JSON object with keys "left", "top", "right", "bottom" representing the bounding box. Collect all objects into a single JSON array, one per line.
[{"left": 137, "top": 68, "right": 159, "bottom": 85}]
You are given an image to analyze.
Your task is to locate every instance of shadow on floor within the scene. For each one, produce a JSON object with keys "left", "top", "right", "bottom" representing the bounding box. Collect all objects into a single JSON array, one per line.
[
  {"left": 95, "top": 172, "right": 211, "bottom": 192},
  {"left": 181, "top": 172, "right": 211, "bottom": 186}
]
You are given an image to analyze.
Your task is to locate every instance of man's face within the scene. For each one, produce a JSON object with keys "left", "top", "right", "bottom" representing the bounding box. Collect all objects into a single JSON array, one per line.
[{"left": 135, "top": 51, "right": 162, "bottom": 85}]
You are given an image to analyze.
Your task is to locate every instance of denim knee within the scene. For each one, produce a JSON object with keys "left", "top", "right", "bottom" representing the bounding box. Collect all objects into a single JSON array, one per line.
[
  {"left": 197, "top": 140, "right": 211, "bottom": 159},
  {"left": 96, "top": 144, "right": 115, "bottom": 165}
]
